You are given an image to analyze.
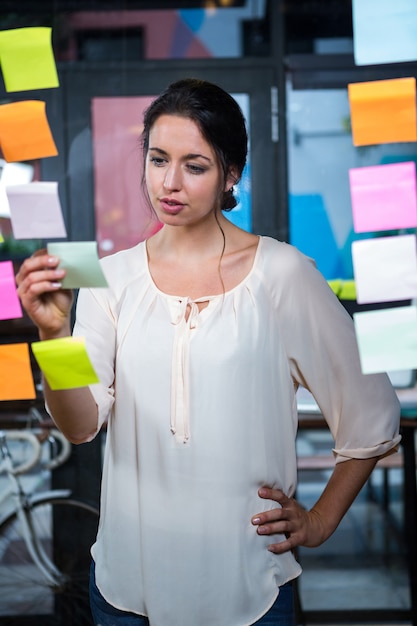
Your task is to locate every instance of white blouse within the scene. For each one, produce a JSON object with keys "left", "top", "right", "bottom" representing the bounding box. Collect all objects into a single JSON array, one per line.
[{"left": 73, "top": 236, "right": 400, "bottom": 626}]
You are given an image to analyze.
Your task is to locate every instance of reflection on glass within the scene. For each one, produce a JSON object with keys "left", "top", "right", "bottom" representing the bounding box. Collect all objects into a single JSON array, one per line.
[
  {"left": 92, "top": 96, "right": 160, "bottom": 257},
  {"left": 92, "top": 93, "right": 252, "bottom": 256},
  {"left": 50, "top": 1, "right": 268, "bottom": 62}
]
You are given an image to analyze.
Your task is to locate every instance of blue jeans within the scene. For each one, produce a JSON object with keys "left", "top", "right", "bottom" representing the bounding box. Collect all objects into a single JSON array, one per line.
[{"left": 90, "top": 561, "right": 295, "bottom": 626}]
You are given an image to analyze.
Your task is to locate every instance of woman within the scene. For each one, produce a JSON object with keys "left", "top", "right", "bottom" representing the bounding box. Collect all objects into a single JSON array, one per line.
[{"left": 16, "top": 78, "right": 401, "bottom": 626}]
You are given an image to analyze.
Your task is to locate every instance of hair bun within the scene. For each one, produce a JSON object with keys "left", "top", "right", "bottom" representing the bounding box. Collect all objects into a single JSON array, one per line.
[{"left": 222, "top": 187, "right": 237, "bottom": 211}]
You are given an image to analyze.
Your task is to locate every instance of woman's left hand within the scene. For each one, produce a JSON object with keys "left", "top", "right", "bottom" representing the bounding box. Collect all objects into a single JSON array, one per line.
[
  {"left": 252, "top": 456, "right": 379, "bottom": 554},
  {"left": 251, "top": 487, "right": 326, "bottom": 554}
]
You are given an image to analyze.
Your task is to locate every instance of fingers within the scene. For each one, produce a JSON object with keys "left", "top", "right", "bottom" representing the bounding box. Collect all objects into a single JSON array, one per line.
[
  {"left": 258, "top": 486, "right": 289, "bottom": 503},
  {"left": 14, "top": 251, "right": 74, "bottom": 337},
  {"left": 16, "top": 252, "right": 65, "bottom": 297},
  {"left": 16, "top": 250, "right": 59, "bottom": 282},
  {"left": 15, "top": 249, "right": 50, "bottom": 280},
  {"left": 251, "top": 487, "right": 290, "bottom": 524},
  {"left": 252, "top": 490, "right": 292, "bottom": 538},
  {"left": 252, "top": 487, "right": 308, "bottom": 554}
]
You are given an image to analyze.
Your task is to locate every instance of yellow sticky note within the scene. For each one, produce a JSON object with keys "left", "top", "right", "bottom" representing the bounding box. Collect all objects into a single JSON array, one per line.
[
  {"left": 0, "top": 101, "right": 58, "bottom": 162},
  {"left": 348, "top": 77, "right": 417, "bottom": 146},
  {"left": 0, "top": 343, "right": 36, "bottom": 401},
  {"left": 339, "top": 280, "right": 357, "bottom": 301},
  {"left": 327, "top": 279, "right": 342, "bottom": 296},
  {"left": 0, "top": 27, "right": 59, "bottom": 93},
  {"left": 31, "top": 337, "right": 99, "bottom": 390}
]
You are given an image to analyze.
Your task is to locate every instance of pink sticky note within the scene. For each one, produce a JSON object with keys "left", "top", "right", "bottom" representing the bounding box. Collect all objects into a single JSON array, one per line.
[
  {"left": 349, "top": 162, "right": 417, "bottom": 233},
  {"left": 0, "top": 260, "right": 22, "bottom": 320}
]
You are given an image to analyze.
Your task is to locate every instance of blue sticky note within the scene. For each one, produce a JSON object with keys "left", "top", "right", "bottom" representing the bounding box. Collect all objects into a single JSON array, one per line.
[{"left": 352, "top": 0, "right": 417, "bottom": 65}]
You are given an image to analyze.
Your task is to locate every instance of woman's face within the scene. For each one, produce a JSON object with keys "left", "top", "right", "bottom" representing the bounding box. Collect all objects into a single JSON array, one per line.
[{"left": 145, "top": 114, "right": 231, "bottom": 228}]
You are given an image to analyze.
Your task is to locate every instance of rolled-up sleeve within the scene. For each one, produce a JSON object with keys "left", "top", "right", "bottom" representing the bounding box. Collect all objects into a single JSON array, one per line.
[
  {"left": 278, "top": 245, "right": 401, "bottom": 463},
  {"left": 73, "top": 286, "right": 116, "bottom": 438}
]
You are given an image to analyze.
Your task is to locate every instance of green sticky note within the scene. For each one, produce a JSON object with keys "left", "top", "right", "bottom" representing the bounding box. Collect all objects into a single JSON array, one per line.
[
  {"left": 354, "top": 305, "right": 417, "bottom": 374},
  {"left": 0, "top": 27, "right": 59, "bottom": 92},
  {"left": 47, "top": 241, "right": 108, "bottom": 288},
  {"left": 31, "top": 336, "right": 99, "bottom": 390}
]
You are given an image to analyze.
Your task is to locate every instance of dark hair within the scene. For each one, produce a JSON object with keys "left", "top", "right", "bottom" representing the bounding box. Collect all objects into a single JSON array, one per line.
[{"left": 141, "top": 78, "right": 248, "bottom": 211}]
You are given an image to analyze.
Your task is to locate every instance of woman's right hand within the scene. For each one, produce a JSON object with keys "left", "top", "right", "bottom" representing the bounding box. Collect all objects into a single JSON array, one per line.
[{"left": 15, "top": 249, "right": 74, "bottom": 339}]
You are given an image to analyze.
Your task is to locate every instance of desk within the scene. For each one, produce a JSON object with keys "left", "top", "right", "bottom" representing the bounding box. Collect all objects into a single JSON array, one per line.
[{"left": 297, "top": 386, "right": 417, "bottom": 625}]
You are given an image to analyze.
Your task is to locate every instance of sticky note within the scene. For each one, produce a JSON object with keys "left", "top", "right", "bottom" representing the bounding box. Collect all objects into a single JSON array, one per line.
[
  {"left": 327, "top": 279, "right": 357, "bottom": 300},
  {"left": 0, "top": 161, "right": 34, "bottom": 218},
  {"left": 0, "top": 101, "right": 58, "bottom": 162},
  {"left": 338, "top": 280, "right": 357, "bottom": 301},
  {"left": 349, "top": 162, "right": 417, "bottom": 233},
  {"left": 31, "top": 336, "right": 99, "bottom": 390},
  {"left": 354, "top": 305, "right": 417, "bottom": 374},
  {"left": 328, "top": 279, "right": 343, "bottom": 296},
  {"left": 0, "top": 27, "right": 59, "bottom": 92},
  {"left": 352, "top": 234, "right": 417, "bottom": 304},
  {"left": 47, "top": 241, "right": 108, "bottom": 288},
  {"left": 348, "top": 78, "right": 417, "bottom": 146},
  {"left": 7, "top": 182, "right": 67, "bottom": 239},
  {"left": 352, "top": 0, "right": 417, "bottom": 66},
  {"left": 0, "top": 343, "right": 36, "bottom": 400},
  {"left": 0, "top": 260, "right": 22, "bottom": 320}
]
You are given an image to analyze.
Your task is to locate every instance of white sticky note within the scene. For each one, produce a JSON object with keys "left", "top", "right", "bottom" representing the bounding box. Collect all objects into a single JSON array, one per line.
[
  {"left": 354, "top": 305, "right": 417, "bottom": 374},
  {"left": 352, "top": 235, "right": 417, "bottom": 304},
  {"left": 0, "top": 160, "right": 33, "bottom": 218},
  {"left": 7, "top": 181, "right": 66, "bottom": 239}
]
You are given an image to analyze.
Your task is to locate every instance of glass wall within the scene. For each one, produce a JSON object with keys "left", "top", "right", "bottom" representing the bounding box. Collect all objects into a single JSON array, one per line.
[
  {"left": 287, "top": 82, "right": 417, "bottom": 280},
  {"left": 0, "top": 0, "right": 273, "bottom": 258},
  {"left": 62, "top": 0, "right": 268, "bottom": 61},
  {"left": 91, "top": 92, "right": 251, "bottom": 256}
]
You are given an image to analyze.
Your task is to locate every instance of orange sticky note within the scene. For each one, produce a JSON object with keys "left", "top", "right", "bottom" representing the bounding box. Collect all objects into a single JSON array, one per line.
[
  {"left": 0, "top": 343, "right": 36, "bottom": 401},
  {"left": 348, "top": 77, "right": 417, "bottom": 146},
  {"left": 0, "top": 100, "right": 58, "bottom": 162}
]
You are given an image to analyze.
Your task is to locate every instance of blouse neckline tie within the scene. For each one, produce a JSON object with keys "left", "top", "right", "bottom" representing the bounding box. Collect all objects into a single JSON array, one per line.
[{"left": 168, "top": 297, "right": 211, "bottom": 444}]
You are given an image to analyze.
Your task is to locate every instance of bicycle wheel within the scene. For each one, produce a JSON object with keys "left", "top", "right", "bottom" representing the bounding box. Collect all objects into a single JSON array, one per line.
[{"left": 0, "top": 494, "right": 99, "bottom": 626}]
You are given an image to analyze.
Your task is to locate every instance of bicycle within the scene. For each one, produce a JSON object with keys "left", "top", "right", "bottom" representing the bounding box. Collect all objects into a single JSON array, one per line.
[{"left": 0, "top": 414, "right": 99, "bottom": 626}]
